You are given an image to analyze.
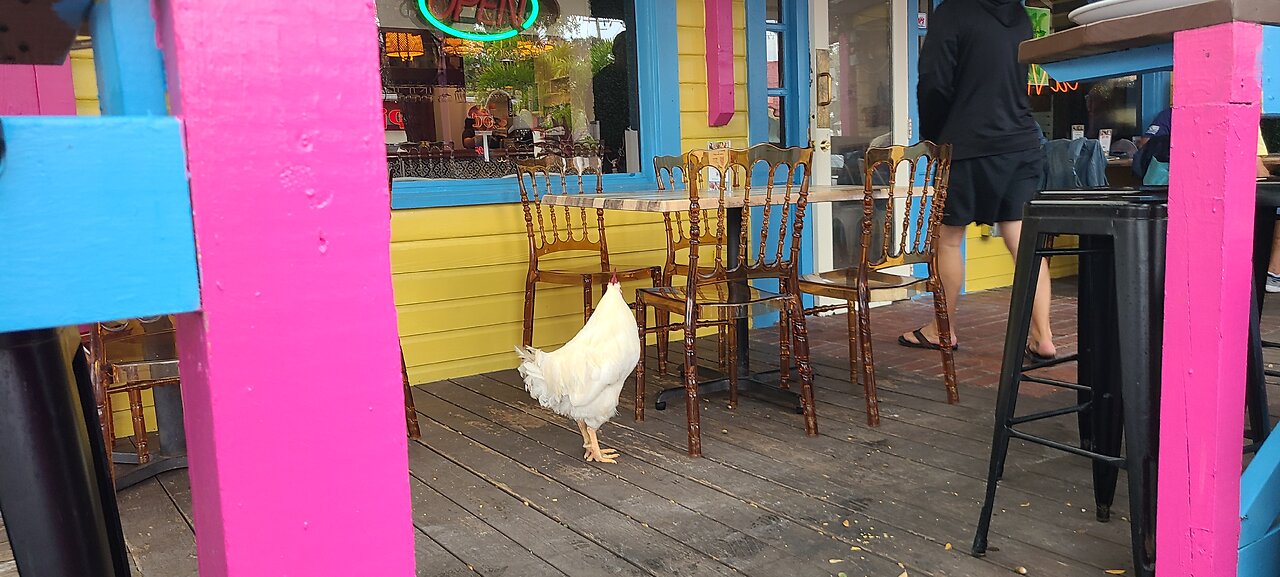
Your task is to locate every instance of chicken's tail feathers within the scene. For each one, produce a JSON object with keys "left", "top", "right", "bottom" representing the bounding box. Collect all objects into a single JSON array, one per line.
[{"left": 514, "top": 346, "right": 551, "bottom": 400}]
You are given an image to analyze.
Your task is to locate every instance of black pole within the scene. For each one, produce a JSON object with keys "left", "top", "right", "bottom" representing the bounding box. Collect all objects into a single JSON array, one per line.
[{"left": 0, "top": 328, "right": 128, "bottom": 577}]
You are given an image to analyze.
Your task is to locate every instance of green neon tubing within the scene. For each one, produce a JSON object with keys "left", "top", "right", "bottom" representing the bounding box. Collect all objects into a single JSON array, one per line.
[{"left": 417, "top": 0, "right": 540, "bottom": 42}]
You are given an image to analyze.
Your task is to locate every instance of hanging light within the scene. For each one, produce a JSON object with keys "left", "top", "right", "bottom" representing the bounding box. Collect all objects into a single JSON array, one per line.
[
  {"left": 385, "top": 32, "right": 425, "bottom": 60},
  {"left": 440, "top": 37, "right": 484, "bottom": 57},
  {"left": 515, "top": 38, "right": 554, "bottom": 58}
]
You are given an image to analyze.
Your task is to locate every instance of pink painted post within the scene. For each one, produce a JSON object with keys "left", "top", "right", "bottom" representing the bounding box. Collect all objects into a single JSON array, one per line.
[
  {"left": 155, "top": 1, "right": 415, "bottom": 575},
  {"left": 0, "top": 60, "right": 74, "bottom": 115},
  {"left": 705, "top": 0, "right": 735, "bottom": 127},
  {"left": 1157, "top": 22, "right": 1263, "bottom": 577}
]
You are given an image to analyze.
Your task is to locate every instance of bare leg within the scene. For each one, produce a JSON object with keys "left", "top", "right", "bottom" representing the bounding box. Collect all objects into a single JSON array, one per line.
[
  {"left": 1269, "top": 225, "right": 1280, "bottom": 275},
  {"left": 901, "top": 224, "right": 967, "bottom": 346},
  {"left": 996, "top": 220, "right": 1056, "bottom": 358},
  {"left": 585, "top": 427, "right": 619, "bottom": 463}
]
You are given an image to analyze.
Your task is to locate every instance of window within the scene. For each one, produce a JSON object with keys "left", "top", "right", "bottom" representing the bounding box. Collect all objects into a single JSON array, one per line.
[
  {"left": 827, "top": 0, "right": 892, "bottom": 156},
  {"left": 762, "top": 1, "right": 793, "bottom": 146},
  {"left": 381, "top": 0, "right": 641, "bottom": 181},
  {"left": 1027, "top": 3, "right": 1144, "bottom": 143}
]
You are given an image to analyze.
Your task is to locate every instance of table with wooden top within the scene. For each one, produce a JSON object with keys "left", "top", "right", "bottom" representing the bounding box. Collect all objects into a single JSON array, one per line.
[{"left": 543, "top": 184, "right": 892, "bottom": 411}]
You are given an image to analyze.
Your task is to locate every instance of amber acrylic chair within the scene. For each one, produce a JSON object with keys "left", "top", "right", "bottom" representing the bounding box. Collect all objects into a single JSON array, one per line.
[
  {"left": 797, "top": 141, "right": 957, "bottom": 427},
  {"left": 635, "top": 144, "right": 818, "bottom": 457},
  {"left": 650, "top": 154, "right": 728, "bottom": 375},
  {"left": 402, "top": 350, "right": 421, "bottom": 440},
  {"left": 86, "top": 317, "right": 181, "bottom": 481},
  {"left": 516, "top": 154, "right": 662, "bottom": 346}
]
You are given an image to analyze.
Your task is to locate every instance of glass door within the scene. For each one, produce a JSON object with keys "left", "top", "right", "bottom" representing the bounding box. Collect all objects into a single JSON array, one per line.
[{"left": 812, "top": 0, "right": 913, "bottom": 277}]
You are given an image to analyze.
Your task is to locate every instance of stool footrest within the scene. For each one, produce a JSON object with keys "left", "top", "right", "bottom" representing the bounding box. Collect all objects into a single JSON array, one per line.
[
  {"left": 1022, "top": 352, "right": 1079, "bottom": 371},
  {"left": 1035, "top": 248, "right": 1111, "bottom": 257},
  {"left": 1006, "top": 428, "right": 1126, "bottom": 467},
  {"left": 1009, "top": 402, "right": 1091, "bottom": 426},
  {"left": 1020, "top": 374, "right": 1092, "bottom": 392}
]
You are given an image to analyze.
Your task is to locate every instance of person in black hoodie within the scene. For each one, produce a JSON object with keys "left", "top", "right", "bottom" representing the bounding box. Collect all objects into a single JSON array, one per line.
[{"left": 899, "top": 0, "right": 1057, "bottom": 360}]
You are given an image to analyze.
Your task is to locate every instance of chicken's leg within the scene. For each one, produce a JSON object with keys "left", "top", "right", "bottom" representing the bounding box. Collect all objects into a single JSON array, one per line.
[
  {"left": 576, "top": 420, "right": 591, "bottom": 459},
  {"left": 585, "top": 427, "right": 619, "bottom": 464}
]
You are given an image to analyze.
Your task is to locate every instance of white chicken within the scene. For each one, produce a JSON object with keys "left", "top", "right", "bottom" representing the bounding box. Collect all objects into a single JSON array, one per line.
[{"left": 515, "top": 273, "right": 641, "bottom": 464}]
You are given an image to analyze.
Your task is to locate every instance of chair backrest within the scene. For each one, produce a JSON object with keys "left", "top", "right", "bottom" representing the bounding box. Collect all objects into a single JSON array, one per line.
[
  {"left": 685, "top": 144, "right": 813, "bottom": 286},
  {"left": 859, "top": 141, "right": 952, "bottom": 271},
  {"left": 514, "top": 154, "right": 609, "bottom": 265},
  {"left": 654, "top": 154, "right": 716, "bottom": 274}
]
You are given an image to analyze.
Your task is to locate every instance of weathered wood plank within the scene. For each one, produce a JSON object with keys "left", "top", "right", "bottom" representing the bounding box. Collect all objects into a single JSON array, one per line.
[
  {"left": 413, "top": 531, "right": 477, "bottom": 577},
  {"left": 410, "top": 439, "right": 651, "bottom": 576},
  {"left": 424, "top": 381, "right": 981, "bottom": 577},
  {"left": 417, "top": 385, "right": 902, "bottom": 577},
  {"left": 412, "top": 412, "right": 743, "bottom": 577},
  {"left": 458, "top": 374, "right": 1109, "bottom": 577},
  {"left": 115, "top": 478, "right": 198, "bottom": 577},
  {"left": 614, "top": 379, "right": 1134, "bottom": 569},
  {"left": 405, "top": 468, "right": 569, "bottom": 577}
]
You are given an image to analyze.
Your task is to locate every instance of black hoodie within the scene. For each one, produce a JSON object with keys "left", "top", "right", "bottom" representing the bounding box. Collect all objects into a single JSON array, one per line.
[{"left": 918, "top": 0, "right": 1041, "bottom": 160}]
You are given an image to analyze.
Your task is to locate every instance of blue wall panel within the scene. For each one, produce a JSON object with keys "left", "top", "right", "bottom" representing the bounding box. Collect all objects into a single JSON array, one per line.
[{"left": 0, "top": 117, "right": 200, "bottom": 331}]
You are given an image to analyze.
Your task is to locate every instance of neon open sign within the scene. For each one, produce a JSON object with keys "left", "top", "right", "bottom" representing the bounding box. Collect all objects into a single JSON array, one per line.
[{"left": 417, "top": 0, "right": 541, "bottom": 42}]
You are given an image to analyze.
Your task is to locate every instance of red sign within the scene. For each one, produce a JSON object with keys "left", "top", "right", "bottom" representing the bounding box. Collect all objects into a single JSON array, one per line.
[{"left": 384, "top": 101, "right": 404, "bottom": 130}]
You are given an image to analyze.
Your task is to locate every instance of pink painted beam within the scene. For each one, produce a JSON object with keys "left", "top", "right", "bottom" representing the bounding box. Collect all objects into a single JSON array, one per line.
[
  {"left": 705, "top": 0, "right": 734, "bottom": 127},
  {"left": 0, "top": 60, "right": 75, "bottom": 115},
  {"left": 1156, "top": 22, "right": 1262, "bottom": 577},
  {"left": 155, "top": 0, "right": 415, "bottom": 575}
]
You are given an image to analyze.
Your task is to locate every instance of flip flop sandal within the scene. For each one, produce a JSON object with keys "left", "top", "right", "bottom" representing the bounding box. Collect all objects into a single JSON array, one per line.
[
  {"left": 1025, "top": 345, "right": 1056, "bottom": 364},
  {"left": 897, "top": 329, "right": 958, "bottom": 352}
]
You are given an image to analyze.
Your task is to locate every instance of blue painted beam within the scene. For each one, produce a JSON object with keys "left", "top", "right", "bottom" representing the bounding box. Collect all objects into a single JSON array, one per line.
[
  {"left": 89, "top": 0, "right": 168, "bottom": 115},
  {"left": 1039, "top": 44, "right": 1173, "bottom": 83},
  {"left": 1263, "top": 26, "right": 1280, "bottom": 117},
  {"left": 0, "top": 116, "right": 199, "bottom": 332}
]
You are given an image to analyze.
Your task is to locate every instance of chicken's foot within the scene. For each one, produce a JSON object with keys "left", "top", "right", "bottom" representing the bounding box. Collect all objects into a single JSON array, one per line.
[{"left": 585, "top": 427, "right": 619, "bottom": 463}]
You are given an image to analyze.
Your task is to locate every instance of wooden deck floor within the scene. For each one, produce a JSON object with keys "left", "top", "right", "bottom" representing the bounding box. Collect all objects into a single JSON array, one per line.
[{"left": 4, "top": 285, "right": 1279, "bottom": 577}]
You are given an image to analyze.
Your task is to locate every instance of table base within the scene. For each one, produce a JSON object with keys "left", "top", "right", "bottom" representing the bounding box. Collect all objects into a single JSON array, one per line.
[{"left": 655, "top": 366, "right": 804, "bottom": 414}]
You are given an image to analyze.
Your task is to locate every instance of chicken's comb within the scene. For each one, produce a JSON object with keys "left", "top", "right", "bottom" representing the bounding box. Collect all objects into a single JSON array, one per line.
[{"left": 610, "top": 269, "right": 619, "bottom": 284}]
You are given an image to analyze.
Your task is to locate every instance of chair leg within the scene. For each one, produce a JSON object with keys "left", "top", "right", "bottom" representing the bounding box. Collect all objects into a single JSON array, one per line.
[
  {"left": 726, "top": 321, "right": 739, "bottom": 409},
  {"left": 635, "top": 298, "right": 648, "bottom": 422},
  {"left": 522, "top": 275, "right": 537, "bottom": 347},
  {"left": 778, "top": 307, "right": 792, "bottom": 391},
  {"left": 683, "top": 319, "right": 703, "bottom": 457},
  {"left": 127, "top": 388, "right": 150, "bottom": 465},
  {"left": 788, "top": 293, "right": 818, "bottom": 437},
  {"left": 855, "top": 285, "right": 880, "bottom": 427},
  {"left": 931, "top": 267, "right": 960, "bottom": 404},
  {"left": 717, "top": 325, "right": 728, "bottom": 371},
  {"left": 655, "top": 272, "right": 671, "bottom": 375},
  {"left": 402, "top": 350, "right": 421, "bottom": 440},
  {"left": 845, "top": 299, "right": 859, "bottom": 398},
  {"left": 91, "top": 359, "right": 116, "bottom": 481},
  {"left": 582, "top": 276, "right": 594, "bottom": 325}
]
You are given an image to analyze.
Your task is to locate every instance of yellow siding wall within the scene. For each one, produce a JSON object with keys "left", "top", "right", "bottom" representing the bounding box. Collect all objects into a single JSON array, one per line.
[
  {"left": 964, "top": 225, "right": 1078, "bottom": 292},
  {"left": 394, "top": 206, "right": 671, "bottom": 383},
  {"left": 71, "top": 48, "right": 100, "bottom": 116},
  {"left": 677, "top": 0, "right": 750, "bottom": 150}
]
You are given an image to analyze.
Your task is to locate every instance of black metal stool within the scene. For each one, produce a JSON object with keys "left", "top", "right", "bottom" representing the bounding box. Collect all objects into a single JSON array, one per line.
[{"left": 971, "top": 190, "right": 1166, "bottom": 577}]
